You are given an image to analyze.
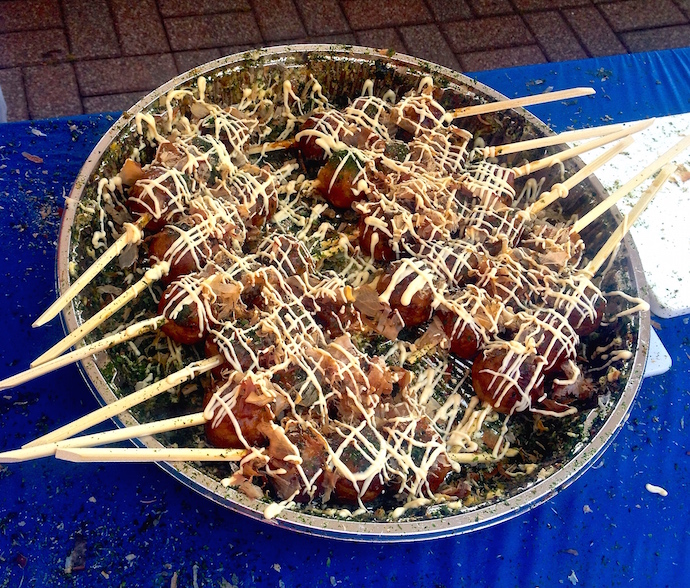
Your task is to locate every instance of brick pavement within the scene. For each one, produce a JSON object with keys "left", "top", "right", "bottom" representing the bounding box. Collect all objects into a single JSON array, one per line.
[{"left": 0, "top": 0, "right": 689, "bottom": 121}]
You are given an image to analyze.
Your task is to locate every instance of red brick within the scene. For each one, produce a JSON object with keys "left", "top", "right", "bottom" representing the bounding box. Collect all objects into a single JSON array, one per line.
[
  {"left": 342, "top": 0, "right": 432, "bottom": 30},
  {"left": 468, "top": 0, "right": 514, "bottom": 17},
  {"left": 459, "top": 45, "right": 546, "bottom": 71},
  {"left": 564, "top": 7, "right": 627, "bottom": 56},
  {"left": 174, "top": 49, "right": 223, "bottom": 74},
  {"left": 0, "top": 0, "right": 62, "bottom": 33},
  {"left": 62, "top": 0, "right": 120, "bottom": 59},
  {"left": 598, "top": 0, "right": 686, "bottom": 32},
  {"left": 219, "top": 45, "right": 261, "bottom": 58},
  {"left": 443, "top": 16, "right": 534, "bottom": 53},
  {"left": 74, "top": 54, "right": 178, "bottom": 96},
  {"left": 24, "top": 63, "right": 82, "bottom": 119},
  {"left": 164, "top": 13, "right": 262, "bottom": 50},
  {"left": 158, "top": 0, "right": 251, "bottom": 16},
  {"left": 303, "top": 33, "right": 357, "bottom": 44},
  {"left": 110, "top": 0, "right": 170, "bottom": 56},
  {"left": 513, "top": 0, "right": 589, "bottom": 9},
  {"left": 355, "top": 28, "right": 407, "bottom": 53},
  {"left": 0, "top": 68, "right": 28, "bottom": 121},
  {"left": 83, "top": 92, "right": 150, "bottom": 114},
  {"left": 621, "top": 25, "right": 690, "bottom": 51},
  {"left": 0, "top": 29, "right": 69, "bottom": 68},
  {"left": 524, "top": 11, "right": 587, "bottom": 61},
  {"left": 294, "top": 0, "right": 350, "bottom": 35},
  {"left": 399, "top": 25, "right": 461, "bottom": 71},
  {"left": 253, "top": 0, "right": 306, "bottom": 41},
  {"left": 427, "top": 0, "right": 472, "bottom": 21}
]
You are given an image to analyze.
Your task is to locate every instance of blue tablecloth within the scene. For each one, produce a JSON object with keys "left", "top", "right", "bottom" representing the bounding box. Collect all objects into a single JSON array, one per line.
[{"left": 1, "top": 48, "right": 689, "bottom": 587}]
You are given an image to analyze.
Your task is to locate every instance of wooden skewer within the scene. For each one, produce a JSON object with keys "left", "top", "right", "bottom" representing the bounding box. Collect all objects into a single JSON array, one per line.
[
  {"left": 449, "top": 87, "right": 595, "bottom": 120},
  {"left": 0, "top": 316, "right": 166, "bottom": 391},
  {"left": 56, "top": 447, "right": 248, "bottom": 462},
  {"left": 245, "top": 139, "right": 296, "bottom": 156},
  {"left": 479, "top": 122, "right": 630, "bottom": 158},
  {"left": 31, "top": 261, "right": 170, "bottom": 368},
  {"left": 0, "top": 412, "right": 206, "bottom": 463},
  {"left": 33, "top": 214, "right": 151, "bottom": 328},
  {"left": 23, "top": 355, "right": 223, "bottom": 448},
  {"left": 529, "top": 136, "right": 634, "bottom": 215},
  {"left": 512, "top": 119, "right": 653, "bottom": 178},
  {"left": 586, "top": 164, "right": 677, "bottom": 275},
  {"left": 573, "top": 134, "right": 690, "bottom": 233}
]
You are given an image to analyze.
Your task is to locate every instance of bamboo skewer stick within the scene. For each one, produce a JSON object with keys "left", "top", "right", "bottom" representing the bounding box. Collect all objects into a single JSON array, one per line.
[
  {"left": 449, "top": 87, "right": 595, "bottom": 120},
  {"left": 31, "top": 262, "right": 170, "bottom": 367},
  {"left": 23, "top": 355, "right": 224, "bottom": 448},
  {"left": 33, "top": 214, "right": 151, "bottom": 328},
  {"left": 573, "top": 134, "right": 690, "bottom": 233},
  {"left": 512, "top": 119, "right": 652, "bottom": 178},
  {"left": 586, "top": 164, "right": 677, "bottom": 275},
  {"left": 56, "top": 447, "right": 248, "bottom": 463},
  {"left": 529, "top": 136, "right": 634, "bottom": 215},
  {"left": 0, "top": 412, "right": 206, "bottom": 463},
  {"left": 0, "top": 316, "right": 166, "bottom": 391},
  {"left": 479, "top": 122, "right": 630, "bottom": 158}
]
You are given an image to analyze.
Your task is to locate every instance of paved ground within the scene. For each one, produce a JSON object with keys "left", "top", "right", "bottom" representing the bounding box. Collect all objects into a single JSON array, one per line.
[{"left": 1, "top": 0, "right": 689, "bottom": 121}]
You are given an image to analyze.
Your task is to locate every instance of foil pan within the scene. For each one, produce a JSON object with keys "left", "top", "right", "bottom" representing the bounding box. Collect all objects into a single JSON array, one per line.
[{"left": 56, "top": 45, "right": 650, "bottom": 541}]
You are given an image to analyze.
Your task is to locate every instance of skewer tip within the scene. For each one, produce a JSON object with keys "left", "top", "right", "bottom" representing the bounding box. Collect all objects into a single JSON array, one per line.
[
  {"left": 0, "top": 444, "right": 57, "bottom": 463},
  {"left": 54, "top": 448, "right": 82, "bottom": 462}
]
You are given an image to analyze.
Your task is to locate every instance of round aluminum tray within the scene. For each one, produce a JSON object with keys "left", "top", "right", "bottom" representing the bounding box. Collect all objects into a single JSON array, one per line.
[{"left": 56, "top": 45, "right": 650, "bottom": 541}]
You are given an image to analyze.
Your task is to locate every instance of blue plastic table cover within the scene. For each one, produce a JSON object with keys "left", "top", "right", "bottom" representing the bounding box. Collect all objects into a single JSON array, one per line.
[{"left": 0, "top": 48, "right": 689, "bottom": 587}]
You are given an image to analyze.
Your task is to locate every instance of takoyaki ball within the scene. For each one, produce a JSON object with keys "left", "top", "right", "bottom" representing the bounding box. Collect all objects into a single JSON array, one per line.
[
  {"left": 545, "top": 280, "right": 606, "bottom": 337},
  {"left": 316, "top": 150, "right": 369, "bottom": 209},
  {"left": 427, "top": 453, "right": 453, "bottom": 494},
  {"left": 344, "top": 95, "right": 395, "bottom": 138},
  {"left": 331, "top": 436, "right": 385, "bottom": 505},
  {"left": 204, "top": 337, "right": 231, "bottom": 379},
  {"left": 297, "top": 111, "right": 351, "bottom": 162},
  {"left": 548, "top": 361, "right": 596, "bottom": 407},
  {"left": 458, "top": 162, "right": 516, "bottom": 208},
  {"left": 463, "top": 206, "right": 526, "bottom": 252},
  {"left": 532, "top": 311, "right": 578, "bottom": 374},
  {"left": 505, "top": 310, "right": 578, "bottom": 375},
  {"left": 259, "top": 234, "right": 314, "bottom": 276},
  {"left": 343, "top": 126, "right": 385, "bottom": 153},
  {"left": 408, "top": 240, "right": 479, "bottom": 286},
  {"left": 472, "top": 347, "right": 545, "bottom": 414},
  {"left": 147, "top": 225, "right": 210, "bottom": 282},
  {"left": 414, "top": 418, "right": 452, "bottom": 493},
  {"left": 356, "top": 202, "right": 408, "bottom": 261},
  {"left": 203, "top": 377, "right": 273, "bottom": 449},
  {"left": 303, "top": 288, "right": 359, "bottom": 339},
  {"left": 199, "top": 109, "right": 250, "bottom": 156},
  {"left": 390, "top": 94, "right": 446, "bottom": 136},
  {"left": 435, "top": 306, "right": 481, "bottom": 359},
  {"left": 267, "top": 421, "right": 327, "bottom": 503},
  {"left": 158, "top": 281, "right": 207, "bottom": 345},
  {"left": 473, "top": 256, "right": 533, "bottom": 308},
  {"left": 330, "top": 358, "right": 395, "bottom": 424},
  {"left": 570, "top": 290, "right": 606, "bottom": 337},
  {"left": 239, "top": 166, "right": 279, "bottom": 229},
  {"left": 211, "top": 323, "right": 277, "bottom": 374},
  {"left": 127, "top": 166, "right": 187, "bottom": 231},
  {"left": 521, "top": 221, "right": 585, "bottom": 269},
  {"left": 376, "top": 261, "right": 435, "bottom": 327}
]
